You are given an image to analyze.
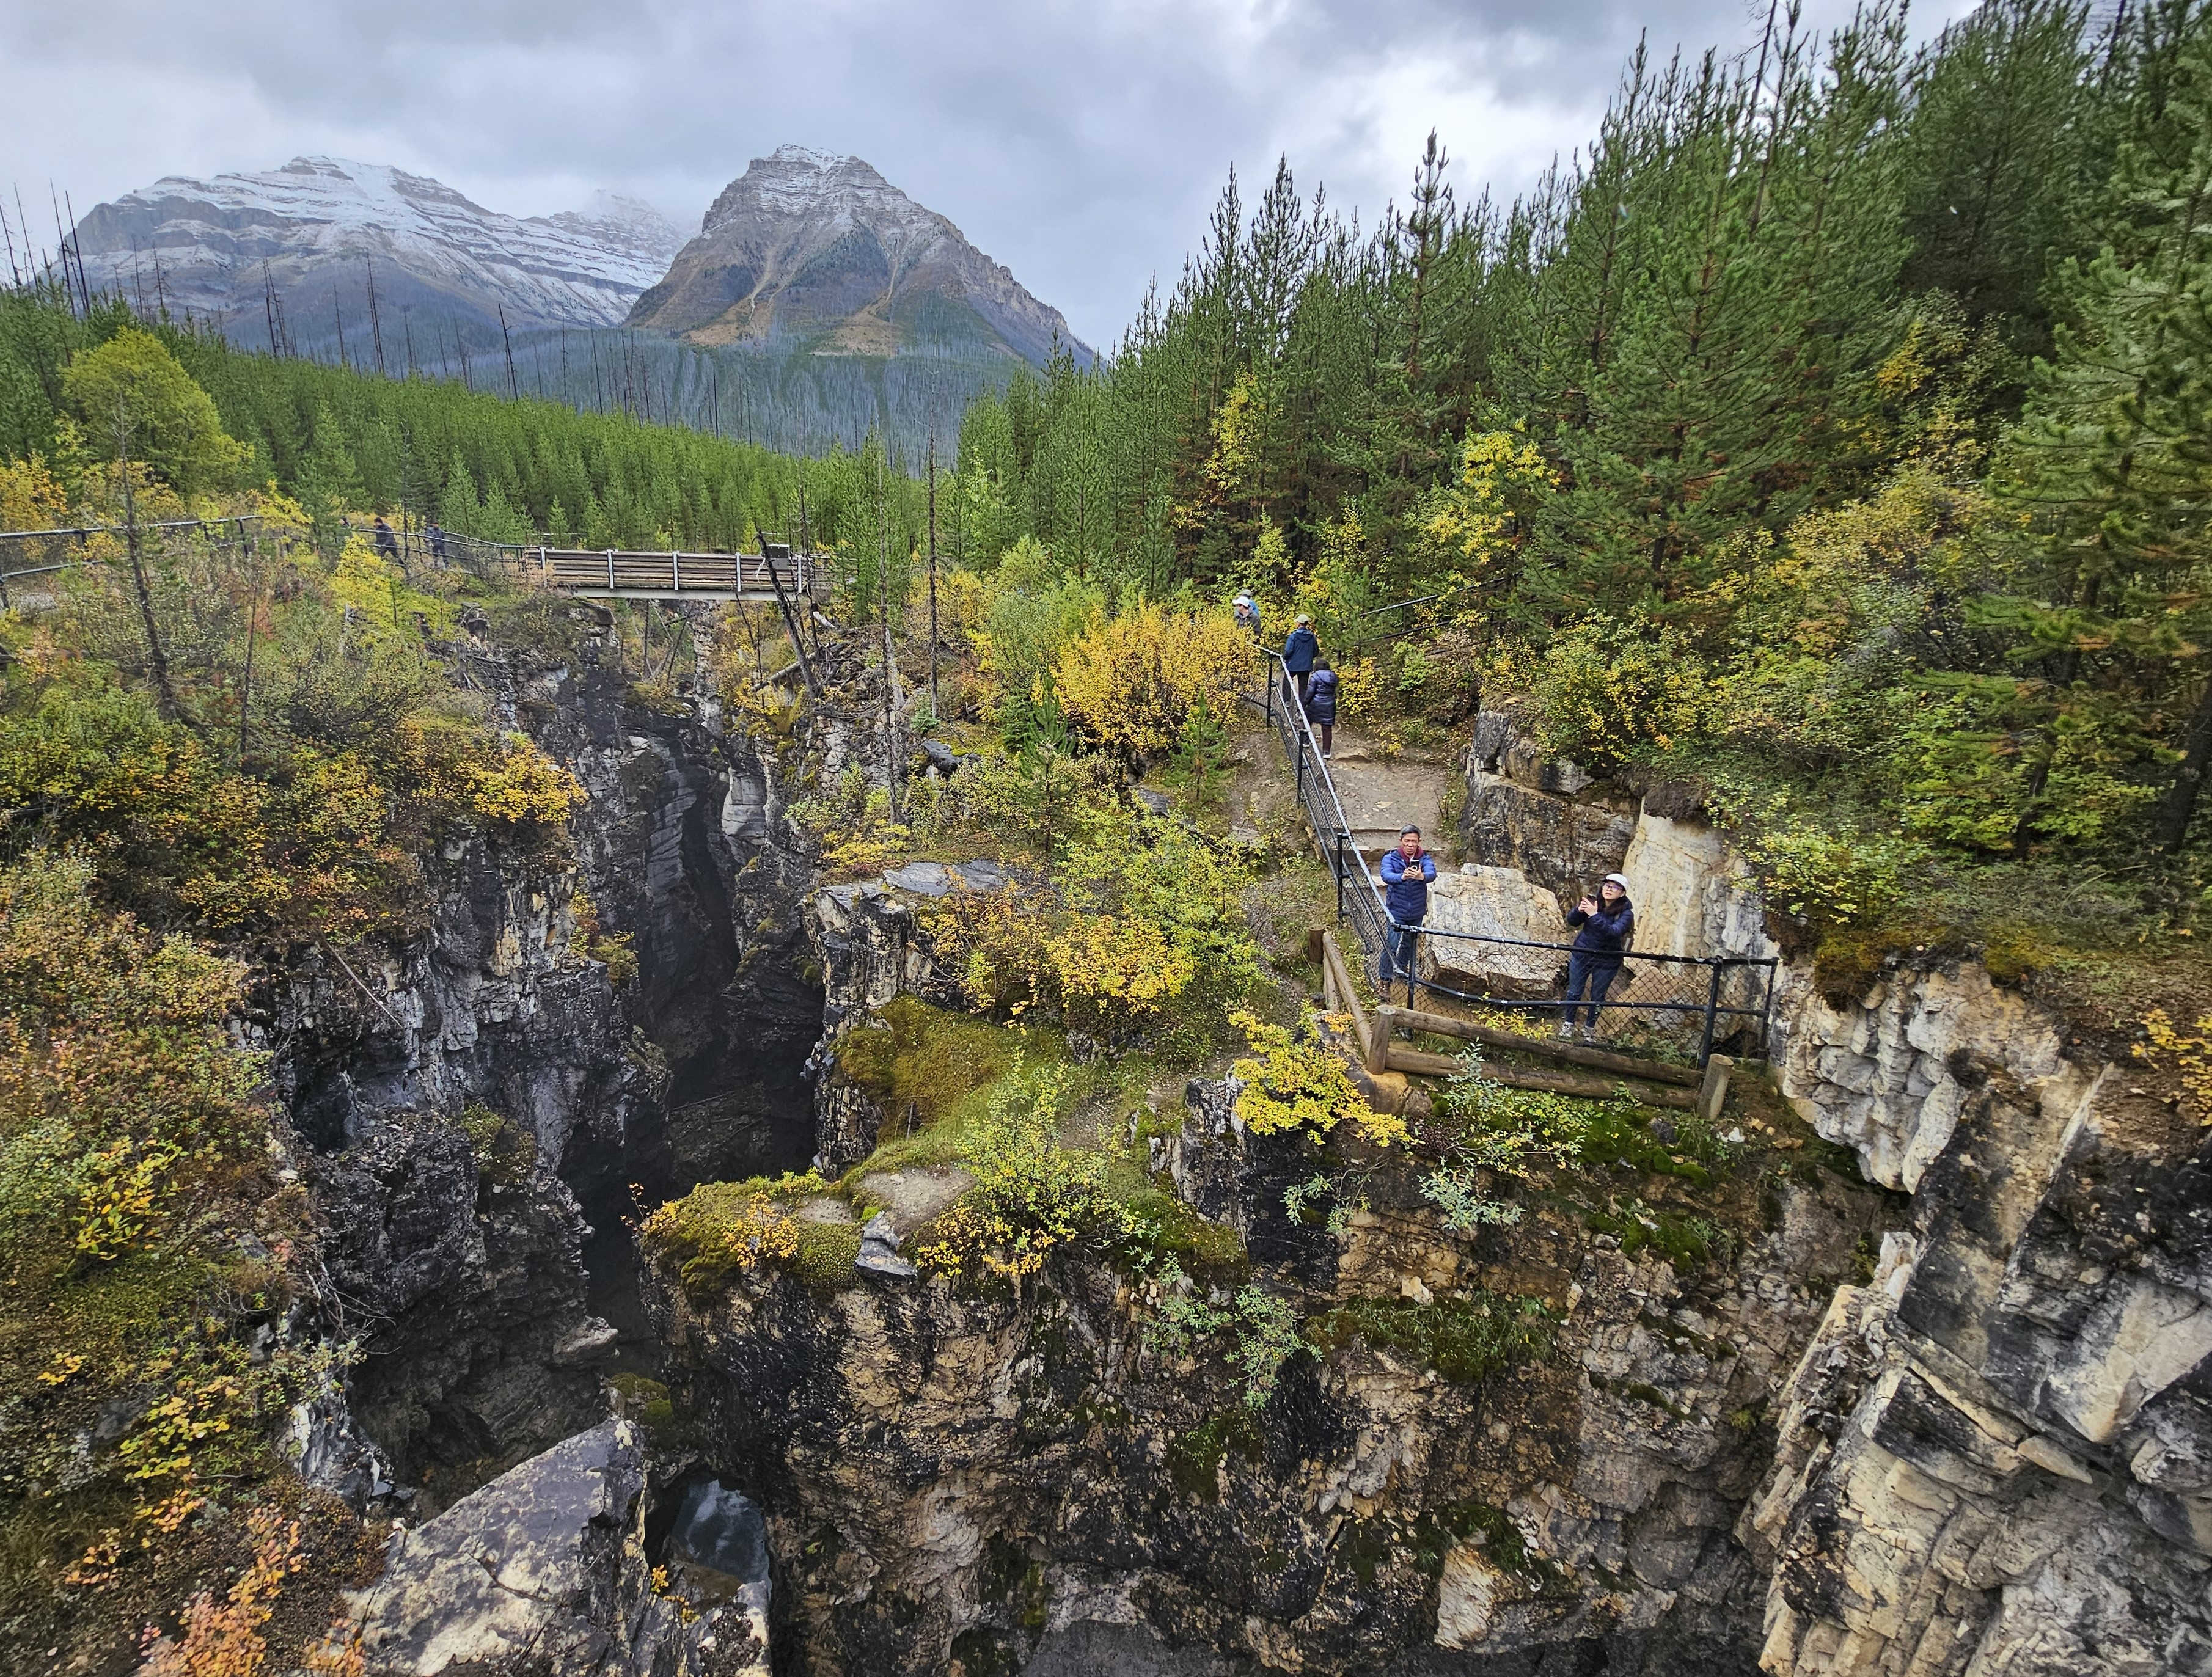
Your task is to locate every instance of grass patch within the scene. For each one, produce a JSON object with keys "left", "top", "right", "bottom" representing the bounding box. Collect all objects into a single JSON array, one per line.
[
  {"left": 1584, "top": 1197, "right": 1740, "bottom": 1273},
  {"left": 835, "top": 995, "right": 1029, "bottom": 1147},
  {"left": 1119, "top": 1189, "right": 1248, "bottom": 1283},
  {"left": 1166, "top": 1408, "right": 1264, "bottom": 1502},
  {"left": 1306, "top": 1291, "right": 1556, "bottom": 1384}
]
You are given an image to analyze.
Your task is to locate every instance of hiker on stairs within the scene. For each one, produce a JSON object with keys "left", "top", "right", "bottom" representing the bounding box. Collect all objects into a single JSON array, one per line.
[
  {"left": 1305, "top": 659, "right": 1338, "bottom": 758},
  {"left": 1283, "top": 615, "right": 1319, "bottom": 707},
  {"left": 1381, "top": 826, "right": 1436, "bottom": 981},
  {"left": 1561, "top": 873, "right": 1635, "bottom": 1040}
]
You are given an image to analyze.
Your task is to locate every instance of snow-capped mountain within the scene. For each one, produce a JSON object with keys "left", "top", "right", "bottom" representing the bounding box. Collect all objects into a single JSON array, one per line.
[
  {"left": 629, "top": 146, "right": 1086, "bottom": 365},
  {"left": 68, "top": 157, "right": 689, "bottom": 346}
]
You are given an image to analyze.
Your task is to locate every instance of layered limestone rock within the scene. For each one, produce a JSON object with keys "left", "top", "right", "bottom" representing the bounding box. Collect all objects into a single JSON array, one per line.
[
  {"left": 1745, "top": 1033, "right": 2212, "bottom": 1674},
  {"left": 1457, "top": 712, "right": 1638, "bottom": 902},
  {"left": 1778, "top": 958, "right": 2080, "bottom": 1194}
]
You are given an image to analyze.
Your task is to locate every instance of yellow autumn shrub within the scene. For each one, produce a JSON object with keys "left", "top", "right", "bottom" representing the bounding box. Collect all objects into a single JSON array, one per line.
[
  {"left": 1231, "top": 1008, "right": 1408, "bottom": 1148},
  {"left": 1052, "top": 601, "right": 1252, "bottom": 761}
]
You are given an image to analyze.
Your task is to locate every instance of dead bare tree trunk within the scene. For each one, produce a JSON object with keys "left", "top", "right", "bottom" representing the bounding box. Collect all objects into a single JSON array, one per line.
[{"left": 114, "top": 406, "right": 178, "bottom": 720}]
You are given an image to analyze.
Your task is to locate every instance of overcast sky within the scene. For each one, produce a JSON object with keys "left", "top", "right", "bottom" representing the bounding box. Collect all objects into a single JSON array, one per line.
[{"left": 2, "top": 0, "right": 1980, "bottom": 349}]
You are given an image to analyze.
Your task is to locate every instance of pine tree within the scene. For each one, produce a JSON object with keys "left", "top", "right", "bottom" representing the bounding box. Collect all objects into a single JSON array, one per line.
[{"left": 1983, "top": 7, "right": 2212, "bottom": 850}]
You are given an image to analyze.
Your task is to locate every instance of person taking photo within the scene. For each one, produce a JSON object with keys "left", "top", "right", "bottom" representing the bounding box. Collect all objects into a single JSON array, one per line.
[
  {"left": 1380, "top": 825, "right": 1436, "bottom": 982},
  {"left": 1561, "top": 872, "right": 1634, "bottom": 1040}
]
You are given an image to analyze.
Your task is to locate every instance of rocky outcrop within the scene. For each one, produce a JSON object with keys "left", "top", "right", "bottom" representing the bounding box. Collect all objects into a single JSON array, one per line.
[
  {"left": 1457, "top": 714, "right": 1638, "bottom": 903},
  {"left": 643, "top": 1077, "right": 1889, "bottom": 1675},
  {"left": 351, "top": 1419, "right": 766, "bottom": 1676},
  {"left": 802, "top": 859, "right": 1014, "bottom": 1172},
  {"left": 270, "top": 841, "right": 642, "bottom": 1491},
  {"left": 1743, "top": 962, "right": 2212, "bottom": 1676}
]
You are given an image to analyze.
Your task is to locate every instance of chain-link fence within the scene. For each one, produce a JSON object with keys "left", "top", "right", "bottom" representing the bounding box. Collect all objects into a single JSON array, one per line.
[{"left": 1250, "top": 649, "right": 1777, "bottom": 1064}]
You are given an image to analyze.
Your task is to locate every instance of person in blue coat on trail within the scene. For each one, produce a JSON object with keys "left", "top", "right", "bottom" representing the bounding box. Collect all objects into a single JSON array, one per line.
[
  {"left": 1561, "top": 872, "right": 1635, "bottom": 1039},
  {"left": 1304, "top": 658, "right": 1339, "bottom": 758},
  {"left": 1380, "top": 825, "right": 1437, "bottom": 981},
  {"left": 1283, "top": 615, "right": 1319, "bottom": 707}
]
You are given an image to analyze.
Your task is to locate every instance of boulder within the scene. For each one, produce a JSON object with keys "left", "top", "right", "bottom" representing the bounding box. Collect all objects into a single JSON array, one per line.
[{"left": 349, "top": 1419, "right": 764, "bottom": 1676}]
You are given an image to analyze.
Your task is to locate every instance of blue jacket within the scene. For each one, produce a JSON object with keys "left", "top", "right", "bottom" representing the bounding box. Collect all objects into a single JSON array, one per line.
[
  {"left": 1304, "top": 667, "right": 1338, "bottom": 725},
  {"left": 1380, "top": 848, "right": 1436, "bottom": 923},
  {"left": 1566, "top": 898, "right": 1635, "bottom": 966},
  {"left": 1283, "top": 627, "right": 1319, "bottom": 673}
]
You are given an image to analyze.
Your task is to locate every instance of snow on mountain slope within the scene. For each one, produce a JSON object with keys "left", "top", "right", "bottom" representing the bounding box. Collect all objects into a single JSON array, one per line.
[
  {"left": 69, "top": 157, "right": 689, "bottom": 340},
  {"left": 629, "top": 146, "right": 1086, "bottom": 366}
]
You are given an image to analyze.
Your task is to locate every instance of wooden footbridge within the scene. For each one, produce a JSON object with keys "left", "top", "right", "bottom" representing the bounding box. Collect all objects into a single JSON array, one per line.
[{"left": 392, "top": 526, "right": 832, "bottom": 605}]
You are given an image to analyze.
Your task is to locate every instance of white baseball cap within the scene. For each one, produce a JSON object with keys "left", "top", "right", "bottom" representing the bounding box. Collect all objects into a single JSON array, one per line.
[{"left": 1603, "top": 873, "right": 1630, "bottom": 889}]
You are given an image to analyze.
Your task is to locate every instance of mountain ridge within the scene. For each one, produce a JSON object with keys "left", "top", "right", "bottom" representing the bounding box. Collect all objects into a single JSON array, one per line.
[{"left": 68, "top": 156, "right": 686, "bottom": 345}]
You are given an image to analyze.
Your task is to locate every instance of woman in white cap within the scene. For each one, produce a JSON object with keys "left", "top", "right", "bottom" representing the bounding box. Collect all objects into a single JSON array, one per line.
[
  {"left": 1234, "top": 593, "right": 1262, "bottom": 641},
  {"left": 1561, "top": 873, "right": 1634, "bottom": 1039}
]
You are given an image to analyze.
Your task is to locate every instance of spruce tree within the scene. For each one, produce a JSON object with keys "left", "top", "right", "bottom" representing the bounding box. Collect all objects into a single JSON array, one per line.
[{"left": 1985, "top": 7, "right": 2212, "bottom": 850}]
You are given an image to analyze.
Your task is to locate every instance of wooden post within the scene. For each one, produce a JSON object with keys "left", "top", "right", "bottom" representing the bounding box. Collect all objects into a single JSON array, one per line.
[
  {"left": 1368, "top": 1005, "right": 1395, "bottom": 1076},
  {"left": 1699, "top": 1055, "right": 1734, "bottom": 1124}
]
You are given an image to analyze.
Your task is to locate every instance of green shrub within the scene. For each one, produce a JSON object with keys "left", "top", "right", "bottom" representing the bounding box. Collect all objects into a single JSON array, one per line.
[{"left": 1306, "top": 1292, "right": 1556, "bottom": 1384}]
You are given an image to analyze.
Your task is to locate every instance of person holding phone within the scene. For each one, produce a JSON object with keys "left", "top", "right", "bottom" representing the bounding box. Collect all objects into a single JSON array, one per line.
[
  {"left": 1381, "top": 826, "right": 1437, "bottom": 981},
  {"left": 1561, "top": 872, "right": 1634, "bottom": 1039}
]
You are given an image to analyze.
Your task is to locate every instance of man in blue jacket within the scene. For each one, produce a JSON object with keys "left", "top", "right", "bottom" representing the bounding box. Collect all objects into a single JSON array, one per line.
[
  {"left": 1561, "top": 872, "right": 1635, "bottom": 1039},
  {"left": 1380, "top": 825, "right": 1436, "bottom": 981},
  {"left": 1283, "top": 615, "right": 1319, "bottom": 708}
]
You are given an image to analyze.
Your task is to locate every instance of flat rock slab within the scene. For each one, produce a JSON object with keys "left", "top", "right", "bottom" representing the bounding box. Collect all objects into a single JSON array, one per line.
[
  {"left": 353, "top": 1419, "right": 643, "bottom": 1675},
  {"left": 881, "top": 859, "right": 1014, "bottom": 897},
  {"left": 794, "top": 1195, "right": 855, "bottom": 1226},
  {"left": 853, "top": 1164, "right": 974, "bottom": 1235}
]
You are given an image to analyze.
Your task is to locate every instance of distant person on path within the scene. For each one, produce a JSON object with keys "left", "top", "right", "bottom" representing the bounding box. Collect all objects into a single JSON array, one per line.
[
  {"left": 1234, "top": 593, "right": 1263, "bottom": 640},
  {"left": 1561, "top": 872, "right": 1635, "bottom": 1039},
  {"left": 373, "top": 516, "right": 400, "bottom": 562},
  {"left": 1380, "top": 825, "right": 1436, "bottom": 982},
  {"left": 426, "top": 522, "right": 448, "bottom": 565},
  {"left": 1283, "top": 614, "right": 1319, "bottom": 708},
  {"left": 1304, "top": 657, "right": 1338, "bottom": 759}
]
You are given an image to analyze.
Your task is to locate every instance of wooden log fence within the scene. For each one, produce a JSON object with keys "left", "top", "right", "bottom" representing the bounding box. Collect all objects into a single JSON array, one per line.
[{"left": 1315, "top": 929, "right": 1732, "bottom": 1123}]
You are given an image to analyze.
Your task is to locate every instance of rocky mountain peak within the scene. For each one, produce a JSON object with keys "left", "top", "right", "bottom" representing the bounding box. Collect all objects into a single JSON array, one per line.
[{"left": 632, "top": 148, "right": 1085, "bottom": 365}]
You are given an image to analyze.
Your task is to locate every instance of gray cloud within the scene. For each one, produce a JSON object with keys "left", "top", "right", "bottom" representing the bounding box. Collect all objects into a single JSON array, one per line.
[{"left": 0, "top": 0, "right": 1977, "bottom": 347}]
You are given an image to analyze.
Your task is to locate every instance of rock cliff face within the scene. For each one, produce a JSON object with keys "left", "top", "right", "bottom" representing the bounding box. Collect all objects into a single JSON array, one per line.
[
  {"left": 273, "top": 613, "right": 828, "bottom": 1499},
  {"left": 646, "top": 1074, "right": 1886, "bottom": 1676},
  {"left": 1748, "top": 970, "right": 2211, "bottom": 1675},
  {"left": 269, "top": 838, "right": 640, "bottom": 1493},
  {"left": 1447, "top": 714, "right": 2212, "bottom": 1676}
]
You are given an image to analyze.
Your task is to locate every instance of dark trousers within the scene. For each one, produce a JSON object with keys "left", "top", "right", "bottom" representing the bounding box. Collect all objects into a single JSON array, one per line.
[
  {"left": 1562, "top": 953, "right": 1620, "bottom": 1026},
  {"left": 1389, "top": 921, "right": 1421, "bottom": 979},
  {"left": 1315, "top": 722, "right": 1333, "bottom": 754}
]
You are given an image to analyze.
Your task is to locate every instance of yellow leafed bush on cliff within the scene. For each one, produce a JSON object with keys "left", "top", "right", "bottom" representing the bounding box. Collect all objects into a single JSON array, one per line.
[
  {"left": 1052, "top": 602, "right": 1251, "bottom": 761},
  {"left": 1231, "top": 1009, "right": 1407, "bottom": 1149},
  {"left": 461, "top": 735, "right": 586, "bottom": 831}
]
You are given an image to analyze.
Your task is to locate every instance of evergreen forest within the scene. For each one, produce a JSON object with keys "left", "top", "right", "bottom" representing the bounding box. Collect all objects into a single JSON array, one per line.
[{"left": 940, "top": 0, "right": 2212, "bottom": 922}]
